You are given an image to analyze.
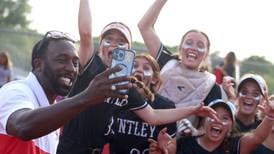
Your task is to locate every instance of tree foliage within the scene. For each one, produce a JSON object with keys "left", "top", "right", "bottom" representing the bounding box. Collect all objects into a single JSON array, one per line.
[
  {"left": 240, "top": 56, "right": 273, "bottom": 75},
  {"left": 0, "top": 0, "right": 31, "bottom": 29}
]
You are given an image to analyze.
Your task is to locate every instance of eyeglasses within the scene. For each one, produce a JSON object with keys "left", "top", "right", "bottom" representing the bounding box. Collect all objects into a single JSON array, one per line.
[
  {"left": 102, "top": 39, "right": 128, "bottom": 49},
  {"left": 239, "top": 90, "right": 261, "bottom": 101}
]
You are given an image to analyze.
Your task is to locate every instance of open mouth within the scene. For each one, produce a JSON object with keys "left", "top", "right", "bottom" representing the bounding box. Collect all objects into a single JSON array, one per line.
[
  {"left": 134, "top": 74, "right": 143, "bottom": 81},
  {"left": 186, "top": 52, "right": 197, "bottom": 60},
  {"left": 60, "top": 76, "right": 73, "bottom": 87},
  {"left": 210, "top": 126, "right": 222, "bottom": 137}
]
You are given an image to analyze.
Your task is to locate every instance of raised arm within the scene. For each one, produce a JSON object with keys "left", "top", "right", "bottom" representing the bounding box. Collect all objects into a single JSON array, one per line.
[
  {"left": 78, "top": 0, "right": 93, "bottom": 67},
  {"left": 240, "top": 98, "right": 274, "bottom": 153},
  {"left": 138, "top": 0, "right": 167, "bottom": 58}
]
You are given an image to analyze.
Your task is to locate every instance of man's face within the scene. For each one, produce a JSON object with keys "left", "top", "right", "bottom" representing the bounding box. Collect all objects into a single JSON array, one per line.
[
  {"left": 41, "top": 40, "right": 79, "bottom": 96},
  {"left": 99, "top": 29, "right": 129, "bottom": 67}
]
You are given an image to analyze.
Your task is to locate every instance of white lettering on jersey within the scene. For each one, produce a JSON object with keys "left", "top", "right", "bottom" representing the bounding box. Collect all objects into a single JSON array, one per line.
[
  {"left": 105, "top": 97, "right": 128, "bottom": 107},
  {"left": 117, "top": 118, "right": 156, "bottom": 137}
]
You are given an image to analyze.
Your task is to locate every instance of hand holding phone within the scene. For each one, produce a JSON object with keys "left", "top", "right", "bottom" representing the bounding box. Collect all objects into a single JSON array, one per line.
[{"left": 109, "top": 48, "right": 135, "bottom": 94}]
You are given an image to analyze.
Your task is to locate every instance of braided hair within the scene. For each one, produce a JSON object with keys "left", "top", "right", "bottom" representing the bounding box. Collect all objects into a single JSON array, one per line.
[{"left": 131, "top": 53, "right": 161, "bottom": 102}]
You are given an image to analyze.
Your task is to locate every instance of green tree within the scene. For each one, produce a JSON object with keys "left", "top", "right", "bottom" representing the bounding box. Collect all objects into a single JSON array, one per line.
[
  {"left": 240, "top": 55, "right": 274, "bottom": 94},
  {"left": 240, "top": 56, "right": 273, "bottom": 75},
  {"left": 0, "top": 0, "right": 31, "bottom": 29}
]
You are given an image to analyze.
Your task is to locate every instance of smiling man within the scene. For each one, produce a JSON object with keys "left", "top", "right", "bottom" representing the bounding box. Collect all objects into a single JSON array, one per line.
[{"left": 0, "top": 30, "right": 131, "bottom": 154}]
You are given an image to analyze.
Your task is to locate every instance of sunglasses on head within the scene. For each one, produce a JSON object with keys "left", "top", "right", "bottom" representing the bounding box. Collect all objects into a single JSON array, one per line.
[
  {"left": 36, "top": 30, "right": 76, "bottom": 53},
  {"left": 44, "top": 30, "right": 76, "bottom": 42}
]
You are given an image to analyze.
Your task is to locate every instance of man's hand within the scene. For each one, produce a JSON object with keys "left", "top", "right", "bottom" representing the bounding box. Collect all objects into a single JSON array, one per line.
[{"left": 82, "top": 65, "right": 133, "bottom": 105}]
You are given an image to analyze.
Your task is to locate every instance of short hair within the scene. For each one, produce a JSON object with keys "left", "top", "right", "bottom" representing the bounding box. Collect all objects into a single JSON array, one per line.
[
  {"left": 31, "top": 31, "right": 76, "bottom": 70},
  {"left": 31, "top": 39, "right": 50, "bottom": 70}
]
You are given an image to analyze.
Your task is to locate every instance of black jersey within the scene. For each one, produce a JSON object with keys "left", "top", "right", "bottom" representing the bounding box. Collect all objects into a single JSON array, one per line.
[
  {"left": 176, "top": 136, "right": 240, "bottom": 154},
  {"left": 252, "top": 144, "right": 274, "bottom": 154},
  {"left": 106, "top": 94, "right": 177, "bottom": 154},
  {"left": 235, "top": 117, "right": 262, "bottom": 133},
  {"left": 57, "top": 55, "right": 148, "bottom": 154},
  {"left": 156, "top": 44, "right": 221, "bottom": 105}
]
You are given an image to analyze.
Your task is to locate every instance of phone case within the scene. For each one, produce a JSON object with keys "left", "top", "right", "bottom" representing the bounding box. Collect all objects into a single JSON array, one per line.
[{"left": 109, "top": 48, "right": 136, "bottom": 94}]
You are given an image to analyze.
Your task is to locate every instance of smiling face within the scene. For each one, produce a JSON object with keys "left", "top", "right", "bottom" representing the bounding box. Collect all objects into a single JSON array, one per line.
[
  {"left": 179, "top": 31, "right": 209, "bottom": 70},
  {"left": 203, "top": 106, "right": 233, "bottom": 143},
  {"left": 237, "top": 80, "right": 262, "bottom": 116},
  {"left": 99, "top": 29, "right": 129, "bottom": 67},
  {"left": 39, "top": 40, "right": 79, "bottom": 96}
]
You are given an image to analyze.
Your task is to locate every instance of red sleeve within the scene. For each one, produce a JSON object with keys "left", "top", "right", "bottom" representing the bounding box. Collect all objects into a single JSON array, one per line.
[{"left": 214, "top": 68, "right": 223, "bottom": 84}]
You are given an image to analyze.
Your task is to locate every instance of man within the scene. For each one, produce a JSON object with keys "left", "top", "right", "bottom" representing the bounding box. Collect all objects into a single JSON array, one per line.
[{"left": 0, "top": 30, "right": 131, "bottom": 154}]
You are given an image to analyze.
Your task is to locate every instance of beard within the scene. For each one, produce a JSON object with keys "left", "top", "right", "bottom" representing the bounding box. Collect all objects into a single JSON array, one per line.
[{"left": 42, "top": 63, "right": 70, "bottom": 96}]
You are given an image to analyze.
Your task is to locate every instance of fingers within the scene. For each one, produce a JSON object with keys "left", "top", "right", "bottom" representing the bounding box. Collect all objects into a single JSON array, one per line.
[
  {"left": 105, "top": 76, "right": 132, "bottom": 85},
  {"left": 210, "top": 112, "right": 220, "bottom": 123},
  {"left": 159, "top": 127, "right": 168, "bottom": 135},
  {"left": 148, "top": 139, "right": 159, "bottom": 153},
  {"left": 99, "top": 84, "right": 128, "bottom": 99},
  {"left": 178, "top": 119, "right": 194, "bottom": 136},
  {"left": 148, "top": 138, "right": 158, "bottom": 144},
  {"left": 99, "top": 65, "right": 122, "bottom": 78},
  {"left": 258, "top": 104, "right": 265, "bottom": 112},
  {"left": 205, "top": 106, "right": 219, "bottom": 122}
]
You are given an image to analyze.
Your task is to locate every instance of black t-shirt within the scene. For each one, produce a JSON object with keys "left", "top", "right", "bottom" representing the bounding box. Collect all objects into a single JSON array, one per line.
[
  {"left": 57, "top": 55, "right": 148, "bottom": 154},
  {"left": 176, "top": 136, "right": 241, "bottom": 154},
  {"left": 155, "top": 44, "right": 222, "bottom": 105},
  {"left": 106, "top": 94, "right": 177, "bottom": 154},
  {"left": 235, "top": 117, "right": 262, "bottom": 133},
  {"left": 252, "top": 144, "right": 274, "bottom": 154}
]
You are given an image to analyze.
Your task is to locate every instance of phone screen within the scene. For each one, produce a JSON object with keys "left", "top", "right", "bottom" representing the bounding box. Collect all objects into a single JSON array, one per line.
[{"left": 109, "top": 48, "right": 135, "bottom": 94}]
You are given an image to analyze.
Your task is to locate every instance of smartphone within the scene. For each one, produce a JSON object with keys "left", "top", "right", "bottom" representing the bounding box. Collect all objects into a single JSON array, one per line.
[{"left": 109, "top": 48, "right": 136, "bottom": 94}]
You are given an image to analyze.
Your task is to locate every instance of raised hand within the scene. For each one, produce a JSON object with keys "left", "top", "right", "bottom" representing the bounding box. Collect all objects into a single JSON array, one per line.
[
  {"left": 177, "top": 119, "right": 200, "bottom": 137},
  {"left": 157, "top": 128, "right": 172, "bottom": 154},
  {"left": 222, "top": 76, "right": 236, "bottom": 101},
  {"left": 193, "top": 103, "right": 220, "bottom": 122},
  {"left": 148, "top": 138, "right": 162, "bottom": 154},
  {"left": 259, "top": 95, "right": 274, "bottom": 119}
]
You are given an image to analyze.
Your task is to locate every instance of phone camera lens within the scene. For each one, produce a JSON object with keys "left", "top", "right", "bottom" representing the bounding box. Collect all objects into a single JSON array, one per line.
[{"left": 118, "top": 50, "right": 125, "bottom": 60}]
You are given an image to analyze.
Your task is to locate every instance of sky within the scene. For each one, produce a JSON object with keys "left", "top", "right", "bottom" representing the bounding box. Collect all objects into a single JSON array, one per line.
[{"left": 28, "top": 0, "right": 274, "bottom": 62}]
